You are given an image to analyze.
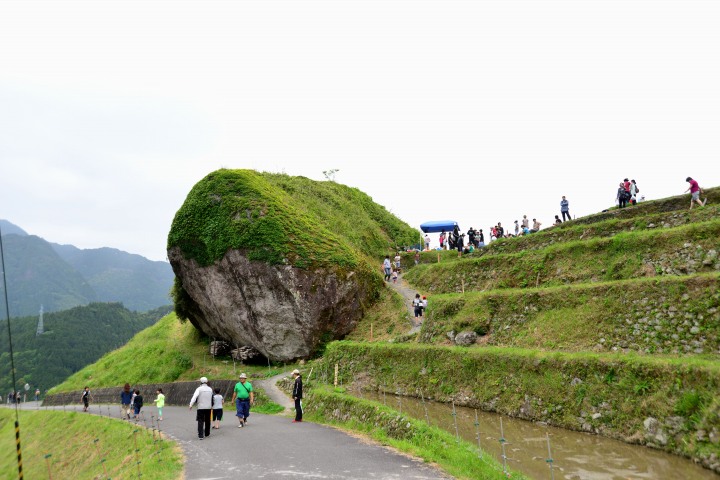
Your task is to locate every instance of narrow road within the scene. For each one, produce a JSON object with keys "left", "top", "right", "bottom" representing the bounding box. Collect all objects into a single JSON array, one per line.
[
  {"left": 386, "top": 273, "right": 423, "bottom": 334},
  {"left": 17, "top": 385, "right": 449, "bottom": 479}
]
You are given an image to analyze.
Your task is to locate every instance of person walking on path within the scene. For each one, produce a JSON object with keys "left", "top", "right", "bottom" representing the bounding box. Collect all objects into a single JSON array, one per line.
[
  {"left": 685, "top": 177, "right": 707, "bottom": 209},
  {"left": 560, "top": 196, "right": 571, "bottom": 221},
  {"left": 34, "top": 388, "right": 40, "bottom": 402},
  {"left": 382, "top": 256, "right": 392, "bottom": 282},
  {"left": 212, "top": 388, "right": 224, "bottom": 429},
  {"left": 424, "top": 234, "right": 431, "bottom": 250},
  {"left": 231, "top": 373, "right": 254, "bottom": 428},
  {"left": 153, "top": 388, "right": 165, "bottom": 421},
  {"left": 121, "top": 383, "right": 133, "bottom": 420},
  {"left": 291, "top": 369, "right": 303, "bottom": 423},
  {"left": 133, "top": 390, "right": 144, "bottom": 419},
  {"left": 80, "top": 386, "right": 91, "bottom": 412},
  {"left": 189, "top": 376, "right": 213, "bottom": 439},
  {"left": 412, "top": 293, "right": 424, "bottom": 325}
]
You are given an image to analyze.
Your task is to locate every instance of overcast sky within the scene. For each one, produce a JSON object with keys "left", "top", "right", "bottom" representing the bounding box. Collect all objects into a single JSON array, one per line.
[{"left": 1, "top": 1, "right": 718, "bottom": 261}]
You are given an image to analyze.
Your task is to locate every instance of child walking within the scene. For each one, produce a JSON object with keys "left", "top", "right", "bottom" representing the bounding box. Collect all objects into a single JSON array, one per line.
[
  {"left": 133, "top": 390, "right": 143, "bottom": 419},
  {"left": 153, "top": 388, "right": 165, "bottom": 421},
  {"left": 212, "top": 388, "right": 224, "bottom": 429}
]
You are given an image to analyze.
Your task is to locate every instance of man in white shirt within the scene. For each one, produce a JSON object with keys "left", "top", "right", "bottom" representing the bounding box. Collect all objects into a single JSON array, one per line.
[{"left": 189, "top": 376, "right": 214, "bottom": 439}]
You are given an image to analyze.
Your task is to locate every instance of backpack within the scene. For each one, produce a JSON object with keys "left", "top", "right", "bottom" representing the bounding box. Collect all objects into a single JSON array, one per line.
[{"left": 634, "top": 184, "right": 639, "bottom": 193}]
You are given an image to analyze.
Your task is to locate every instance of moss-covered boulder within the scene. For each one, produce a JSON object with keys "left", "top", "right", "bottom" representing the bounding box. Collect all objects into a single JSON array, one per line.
[{"left": 167, "top": 169, "right": 418, "bottom": 361}]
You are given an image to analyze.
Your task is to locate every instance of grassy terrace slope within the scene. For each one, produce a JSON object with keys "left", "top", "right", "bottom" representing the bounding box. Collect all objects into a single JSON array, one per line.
[
  {"left": 0, "top": 409, "right": 181, "bottom": 479},
  {"left": 322, "top": 186, "right": 720, "bottom": 473},
  {"left": 50, "top": 313, "right": 294, "bottom": 399}
]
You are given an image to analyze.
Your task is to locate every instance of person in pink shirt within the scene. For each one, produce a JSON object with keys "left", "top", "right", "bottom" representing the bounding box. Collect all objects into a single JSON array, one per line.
[{"left": 685, "top": 177, "right": 707, "bottom": 209}]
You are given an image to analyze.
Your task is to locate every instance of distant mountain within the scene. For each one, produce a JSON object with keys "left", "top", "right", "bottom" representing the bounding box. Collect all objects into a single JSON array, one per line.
[
  {"left": 0, "top": 219, "right": 174, "bottom": 316},
  {"left": 0, "top": 219, "right": 28, "bottom": 236},
  {"left": 1, "top": 234, "right": 97, "bottom": 316},
  {"left": 51, "top": 244, "right": 174, "bottom": 311}
]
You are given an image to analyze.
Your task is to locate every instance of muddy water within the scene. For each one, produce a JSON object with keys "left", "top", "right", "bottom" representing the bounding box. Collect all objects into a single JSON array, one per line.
[{"left": 357, "top": 391, "right": 718, "bottom": 480}]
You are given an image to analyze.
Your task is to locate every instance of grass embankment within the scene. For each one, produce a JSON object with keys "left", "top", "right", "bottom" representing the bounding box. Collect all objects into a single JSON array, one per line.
[
  {"left": 315, "top": 341, "right": 720, "bottom": 466},
  {"left": 304, "top": 385, "right": 525, "bottom": 480},
  {"left": 419, "top": 273, "right": 720, "bottom": 354},
  {"left": 405, "top": 219, "right": 720, "bottom": 293},
  {"left": 0, "top": 409, "right": 182, "bottom": 479},
  {"left": 344, "top": 287, "right": 411, "bottom": 342},
  {"left": 50, "top": 313, "right": 294, "bottom": 413},
  {"left": 403, "top": 204, "right": 720, "bottom": 269}
]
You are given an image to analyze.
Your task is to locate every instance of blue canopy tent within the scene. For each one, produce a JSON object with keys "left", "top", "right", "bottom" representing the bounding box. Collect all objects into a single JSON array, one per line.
[{"left": 420, "top": 220, "right": 459, "bottom": 233}]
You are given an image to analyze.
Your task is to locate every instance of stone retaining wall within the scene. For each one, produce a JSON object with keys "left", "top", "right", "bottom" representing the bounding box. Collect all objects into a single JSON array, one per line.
[{"left": 43, "top": 380, "right": 237, "bottom": 407}]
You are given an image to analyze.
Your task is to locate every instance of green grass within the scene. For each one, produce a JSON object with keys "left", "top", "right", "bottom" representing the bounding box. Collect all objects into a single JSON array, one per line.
[
  {"left": 312, "top": 341, "right": 720, "bottom": 465},
  {"left": 305, "top": 385, "right": 526, "bottom": 480},
  {"left": 404, "top": 218, "right": 720, "bottom": 294},
  {"left": 0, "top": 409, "right": 182, "bottom": 480},
  {"left": 50, "top": 312, "right": 301, "bottom": 395},
  {"left": 414, "top": 273, "right": 720, "bottom": 354}
]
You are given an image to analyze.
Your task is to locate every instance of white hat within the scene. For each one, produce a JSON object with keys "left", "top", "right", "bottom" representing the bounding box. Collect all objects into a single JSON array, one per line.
[
  {"left": 292, "top": 369, "right": 300, "bottom": 375},
  {"left": 200, "top": 376, "right": 208, "bottom": 384},
  {"left": 239, "top": 373, "right": 247, "bottom": 379}
]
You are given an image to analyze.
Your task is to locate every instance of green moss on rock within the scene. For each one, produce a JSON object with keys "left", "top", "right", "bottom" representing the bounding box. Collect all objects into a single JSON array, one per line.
[{"left": 167, "top": 169, "right": 419, "bottom": 269}]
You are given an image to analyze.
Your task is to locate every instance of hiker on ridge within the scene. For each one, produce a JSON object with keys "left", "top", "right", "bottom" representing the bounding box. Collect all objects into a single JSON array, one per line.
[
  {"left": 560, "top": 196, "right": 571, "bottom": 221},
  {"left": 685, "top": 177, "right": 707, "bottom": 209}
]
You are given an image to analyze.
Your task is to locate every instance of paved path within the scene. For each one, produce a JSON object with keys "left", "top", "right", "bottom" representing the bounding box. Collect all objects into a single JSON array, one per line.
[
  {"left": 386, "top": 273, "right": 423, "bottom": 334},
  {"left": 15, "top": 393, "right": 449, "bottom": 479}
]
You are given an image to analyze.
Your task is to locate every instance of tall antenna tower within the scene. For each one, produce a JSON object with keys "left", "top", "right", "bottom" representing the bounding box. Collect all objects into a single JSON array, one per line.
[{"left": 36, "top": 304, "right": 44, "bottom": 336}]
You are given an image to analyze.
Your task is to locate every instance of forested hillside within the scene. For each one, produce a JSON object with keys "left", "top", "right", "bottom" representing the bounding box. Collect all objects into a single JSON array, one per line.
[{"left": 0, "top": 303, "right": 171, "bottom": 395}]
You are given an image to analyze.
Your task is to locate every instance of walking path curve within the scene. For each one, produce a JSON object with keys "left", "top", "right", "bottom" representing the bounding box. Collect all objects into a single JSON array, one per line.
[
  {"left": 385, "top": 273, "right": 423, "bottom": 334},
  {"left": 16, "top": 388, "right": 449, "bottom": 479}
]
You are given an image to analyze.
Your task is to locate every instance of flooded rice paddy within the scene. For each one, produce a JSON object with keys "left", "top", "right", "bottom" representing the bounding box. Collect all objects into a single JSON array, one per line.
[{"left": 357, "top": 390, "right": 718, "bottom": 480}]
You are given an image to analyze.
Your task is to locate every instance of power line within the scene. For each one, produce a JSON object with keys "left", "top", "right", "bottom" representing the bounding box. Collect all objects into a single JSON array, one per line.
[{"left": 0, "top": 224, "right": 24, "bottom": 479}]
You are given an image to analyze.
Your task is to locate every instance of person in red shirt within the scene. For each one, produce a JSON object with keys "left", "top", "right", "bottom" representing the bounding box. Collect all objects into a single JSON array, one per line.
[{"left": 685, "top": 177, "right": 707, "bottom": 209}]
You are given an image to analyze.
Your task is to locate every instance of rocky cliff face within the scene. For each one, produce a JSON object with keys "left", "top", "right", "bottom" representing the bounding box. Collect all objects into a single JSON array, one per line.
[{"left": 169, "top": 247, "right": 371, "bottom": 362}]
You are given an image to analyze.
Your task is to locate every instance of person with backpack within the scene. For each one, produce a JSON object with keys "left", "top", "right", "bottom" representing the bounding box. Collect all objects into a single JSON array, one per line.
[
  {"left": 560, "top": 196, "right": 571, "bottom": 221},
  {"left": 133, "top": 390, "right": 144, "bottom": 419},
  {"left": 231, "top": 373, "right": 254, "bottom": 428},
  {"left": 80, "top": 386, "right": 91, "bottom": 412},
  {"left": 412, "top": 293, "right": 424, "bottom": 325},
  {"left": 630, "top": 180, "right": 639, "bottom": 206}
]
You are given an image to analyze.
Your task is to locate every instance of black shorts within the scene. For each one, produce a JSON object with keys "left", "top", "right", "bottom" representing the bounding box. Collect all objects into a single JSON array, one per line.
[
  {"left": 213, "top": 409, "right": 223, "bottom": 421},
  {"left": 414, "top": 306, "right": 423, "bottom": 317}
]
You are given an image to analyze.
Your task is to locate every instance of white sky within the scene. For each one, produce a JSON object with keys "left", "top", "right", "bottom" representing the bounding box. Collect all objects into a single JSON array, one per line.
[{"left": 1, "top": 0, "right": 718, "bottom": 261}]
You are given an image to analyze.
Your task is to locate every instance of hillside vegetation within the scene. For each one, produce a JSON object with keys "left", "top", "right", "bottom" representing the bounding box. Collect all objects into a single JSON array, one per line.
[
  {"left": 321, "top": 186, "right": 720, "bottom": 472},
  {"left": 50, "top": 312, "right": 296, "bottom": 394},
  {"left": 167, "top": 169, "right": 419, "bottom": 269},
  {"left": 0, "top": 303, "right": 170, "bottom": 395}
]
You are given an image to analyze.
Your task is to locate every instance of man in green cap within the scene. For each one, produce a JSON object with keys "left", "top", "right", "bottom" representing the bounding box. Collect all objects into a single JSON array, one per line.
[{"left": 230, "top": 373, "right": 254, "bottom": 428}]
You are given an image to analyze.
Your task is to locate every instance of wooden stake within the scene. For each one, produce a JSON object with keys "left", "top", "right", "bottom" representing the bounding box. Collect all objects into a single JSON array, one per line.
[
  {"left": 334, "top": 363, "right": 339, "bottom": 387},
  {"left": 370, "top": 323, "right": 373, "bottom": 342},
  {"left": 536, "top": 272, "right": 541, "bottom": 287},
  {"left": 461, "top": 278, "right": 465, "bottom": 294}
]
